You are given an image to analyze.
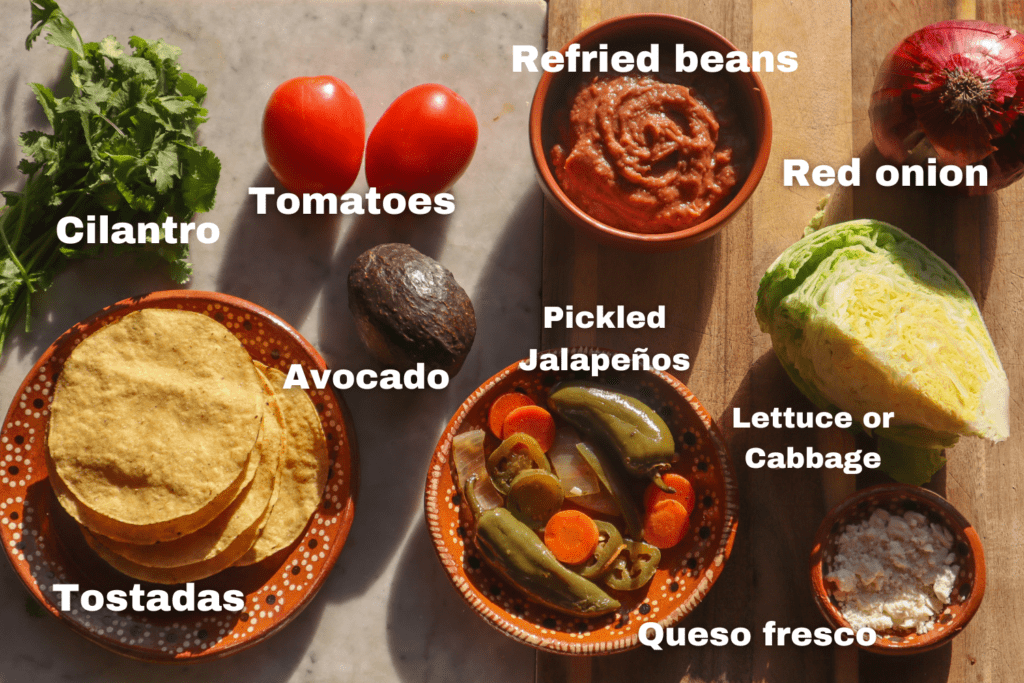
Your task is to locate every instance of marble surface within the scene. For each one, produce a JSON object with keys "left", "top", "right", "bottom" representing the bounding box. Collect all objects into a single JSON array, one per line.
[{"left": 0, "top": 0, "right": 547, "bottom": 680}]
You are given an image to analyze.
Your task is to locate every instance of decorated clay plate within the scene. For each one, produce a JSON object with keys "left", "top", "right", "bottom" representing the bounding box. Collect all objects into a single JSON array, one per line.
[
  {"left": 425, "top": 350, "right": 739, "bottom": 654},
  {"left": 810, "top": 484, "right": 985, "bottom": 654},
  {"left": 0, "top": 290, "right": 357, "bottom": 661}
]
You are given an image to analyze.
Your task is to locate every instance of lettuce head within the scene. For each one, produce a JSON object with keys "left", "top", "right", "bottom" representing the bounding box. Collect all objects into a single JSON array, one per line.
[{"left": 756, "top": 219, "right": 1008, "bottom": 484}]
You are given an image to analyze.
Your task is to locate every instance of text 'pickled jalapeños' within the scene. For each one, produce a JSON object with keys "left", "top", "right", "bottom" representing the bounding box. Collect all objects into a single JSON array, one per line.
[
  {"left": 464, "top": 475, "right": 620, "bottom": 616},
  {"left": 549, "top": 381, "right": 679, "bottom": 492}
]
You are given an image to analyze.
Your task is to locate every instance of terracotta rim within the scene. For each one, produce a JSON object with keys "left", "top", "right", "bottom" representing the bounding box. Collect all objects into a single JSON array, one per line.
[
  {"left": 529, "top": 13, "right": 773, "bottom": 252},
  {"left": 0, "top": 290, "right": 358, "bottom": 662},
  {"left": 809, "top": 483, "right": 986, "bottom": 655},
  {"left": 424, "top": 349, "right": 739, "bottom": 655}
]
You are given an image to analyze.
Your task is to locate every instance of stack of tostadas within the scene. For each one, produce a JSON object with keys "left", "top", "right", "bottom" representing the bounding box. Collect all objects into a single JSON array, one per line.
[{"left": 45, "top": 308, "right": 329, "bottom": 584}]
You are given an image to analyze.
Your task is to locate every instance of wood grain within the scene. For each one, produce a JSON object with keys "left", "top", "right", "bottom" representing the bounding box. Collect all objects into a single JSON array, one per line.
[
  {"left": 539, "top": 1, "right": 853, "bottom": 682},
  {"left": 539, "top": 1, "right": 1022, "bottom": 682},
  {"left": 848, "top": 2, "right": 1024, "bottom": 682}
]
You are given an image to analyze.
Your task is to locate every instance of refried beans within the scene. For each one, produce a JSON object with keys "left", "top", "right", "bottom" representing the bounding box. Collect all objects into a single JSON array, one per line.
[{"left": 551, "top": 74, "right": 745, "bottom": 234}]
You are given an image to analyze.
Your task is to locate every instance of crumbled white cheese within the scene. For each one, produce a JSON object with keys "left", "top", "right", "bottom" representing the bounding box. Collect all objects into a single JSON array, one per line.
[{"left": 826, "top": 508, "right": 959, "bottom": 635}]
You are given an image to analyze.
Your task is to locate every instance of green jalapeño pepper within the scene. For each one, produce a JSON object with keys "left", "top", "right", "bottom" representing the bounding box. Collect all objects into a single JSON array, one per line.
[
  {"left": 487, "top": 432, "right": 551, "bottom": 495},
  {"left": 506, "top": 470, "right": 564, "bottom": 529},
  {"left": 603, "top": 540, "right": 661, "bottom": 591},
  {"left": 579, "top": 521, "right": 624, "bottom": 579},
  {"left": 549, "top": 381, "right": 678, "bottom": 492},
  {"left": 464, "top": 476, "right": 620, "bottom": 617},
  {"left": 575, "top": 443, "right": 644, "bottom": 540}
]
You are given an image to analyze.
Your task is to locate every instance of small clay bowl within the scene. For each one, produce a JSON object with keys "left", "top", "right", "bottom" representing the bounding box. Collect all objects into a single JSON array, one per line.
[
  {"left": 809, "top": 484, "right": 985, "bottom": 654},
  {"left": 425, "top": 349, "right": 739, "bottom": 654},
  {"left": 529, "top": 14, "right": 772, "bottom": 252}
]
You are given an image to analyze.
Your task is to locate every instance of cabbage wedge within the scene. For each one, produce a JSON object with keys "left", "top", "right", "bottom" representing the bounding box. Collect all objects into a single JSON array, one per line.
[{"left": 756, "top": 219, "right": 1008, "bottom": 484}]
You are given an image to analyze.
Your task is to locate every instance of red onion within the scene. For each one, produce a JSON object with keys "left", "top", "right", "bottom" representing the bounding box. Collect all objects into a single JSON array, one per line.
[{"left": 870, "top": 20, "right": 1024, "bottom": 194}]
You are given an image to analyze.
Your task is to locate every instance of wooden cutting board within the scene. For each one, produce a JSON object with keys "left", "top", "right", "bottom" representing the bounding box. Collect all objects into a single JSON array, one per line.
[{"left": 538, "top": 1, "right": 1023, "bottom": 683}]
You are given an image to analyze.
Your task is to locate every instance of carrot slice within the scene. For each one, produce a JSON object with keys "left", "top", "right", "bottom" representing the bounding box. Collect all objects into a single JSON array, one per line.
[
  {"left": 487, "top": 393, "right": 535, "bottom": 438},
  {"left": 502, "top": 405, "right": 556, "bottom": 453},
  {"left": 643, "top": 499, "right": 690, "bottom": 549},
  {"left": 644, "top": 473, "right": 696, "bottom": 515},
  {"left": 544, "top": 510, "right": 600, "bottom": 564}
]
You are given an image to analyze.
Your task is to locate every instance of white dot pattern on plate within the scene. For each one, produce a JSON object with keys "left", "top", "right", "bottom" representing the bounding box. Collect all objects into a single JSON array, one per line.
[
  {"left": 0, "top": 295, "right": 355, "bottom": 661},
  {"left": 425, "top": 350, "right": 739, "bottom": 655}
]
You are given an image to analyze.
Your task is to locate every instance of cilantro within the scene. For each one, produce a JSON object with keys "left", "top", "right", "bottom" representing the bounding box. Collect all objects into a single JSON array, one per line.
[{"left": 0, "top": 0, "right": 221, "bottom": 353}]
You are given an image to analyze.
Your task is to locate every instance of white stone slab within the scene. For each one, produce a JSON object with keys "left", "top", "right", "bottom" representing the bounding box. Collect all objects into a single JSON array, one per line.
[{"left": 0, "top": 0, "right": 546, "bottom": 680}]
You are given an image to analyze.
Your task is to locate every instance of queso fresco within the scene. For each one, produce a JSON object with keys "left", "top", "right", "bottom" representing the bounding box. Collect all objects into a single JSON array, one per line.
[{"left": 550, "top": 72, "right": 751, "bottom": 234}]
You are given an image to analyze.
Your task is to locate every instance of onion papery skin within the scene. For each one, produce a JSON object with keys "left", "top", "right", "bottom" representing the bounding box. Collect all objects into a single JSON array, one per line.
[{"left": 869, "top": 19, "right": 1024, "bottom": 194}]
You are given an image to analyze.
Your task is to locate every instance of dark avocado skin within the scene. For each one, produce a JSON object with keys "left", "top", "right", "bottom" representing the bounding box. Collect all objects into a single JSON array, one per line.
[{"left": 347, "top": 243, "right": 476, "bottom": 374}]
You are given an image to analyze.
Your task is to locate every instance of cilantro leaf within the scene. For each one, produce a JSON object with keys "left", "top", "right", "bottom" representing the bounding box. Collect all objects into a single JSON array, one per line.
[
  {"left": 97, "top": 35, "right": 123, "bottom": 60},
  {"left": 29, "top": 83, "right": 58, "bottom": 126},
  {"left": 0, "top": 0, "right": 221, "bottom": 355},
  {"left": 148, "top": 145, "right": 178, "bottom": 193},
  {"left": 179, "top": 145, "right": 221, "bottom": 213}
]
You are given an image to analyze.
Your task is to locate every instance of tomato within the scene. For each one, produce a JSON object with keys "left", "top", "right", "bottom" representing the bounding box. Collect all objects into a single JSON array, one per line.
[
  {"left": 262, "top": 76, "right": 365, "bottom": 194},
  {"left": 365, "top": 84, "right": 478, "bottom": 195}
]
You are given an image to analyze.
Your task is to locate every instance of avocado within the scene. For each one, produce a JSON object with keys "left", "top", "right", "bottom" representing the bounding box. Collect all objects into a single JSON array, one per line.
[{"left": 347, "top": 243, "right": 476, "bottom": 375}]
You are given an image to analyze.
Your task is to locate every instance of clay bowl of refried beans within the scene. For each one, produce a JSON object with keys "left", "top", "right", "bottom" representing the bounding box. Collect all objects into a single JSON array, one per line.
[{"left": 529, "top": 14, "right": 772, "bottom": 251}]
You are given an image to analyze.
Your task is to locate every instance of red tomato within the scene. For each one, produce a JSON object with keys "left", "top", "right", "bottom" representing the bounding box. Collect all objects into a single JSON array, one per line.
[
  {"left": 365, "top": 84, "right": 478, "bottom": 195},
  {"left": 262, "top": 76, "right": 365, "bottom": 194}
]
